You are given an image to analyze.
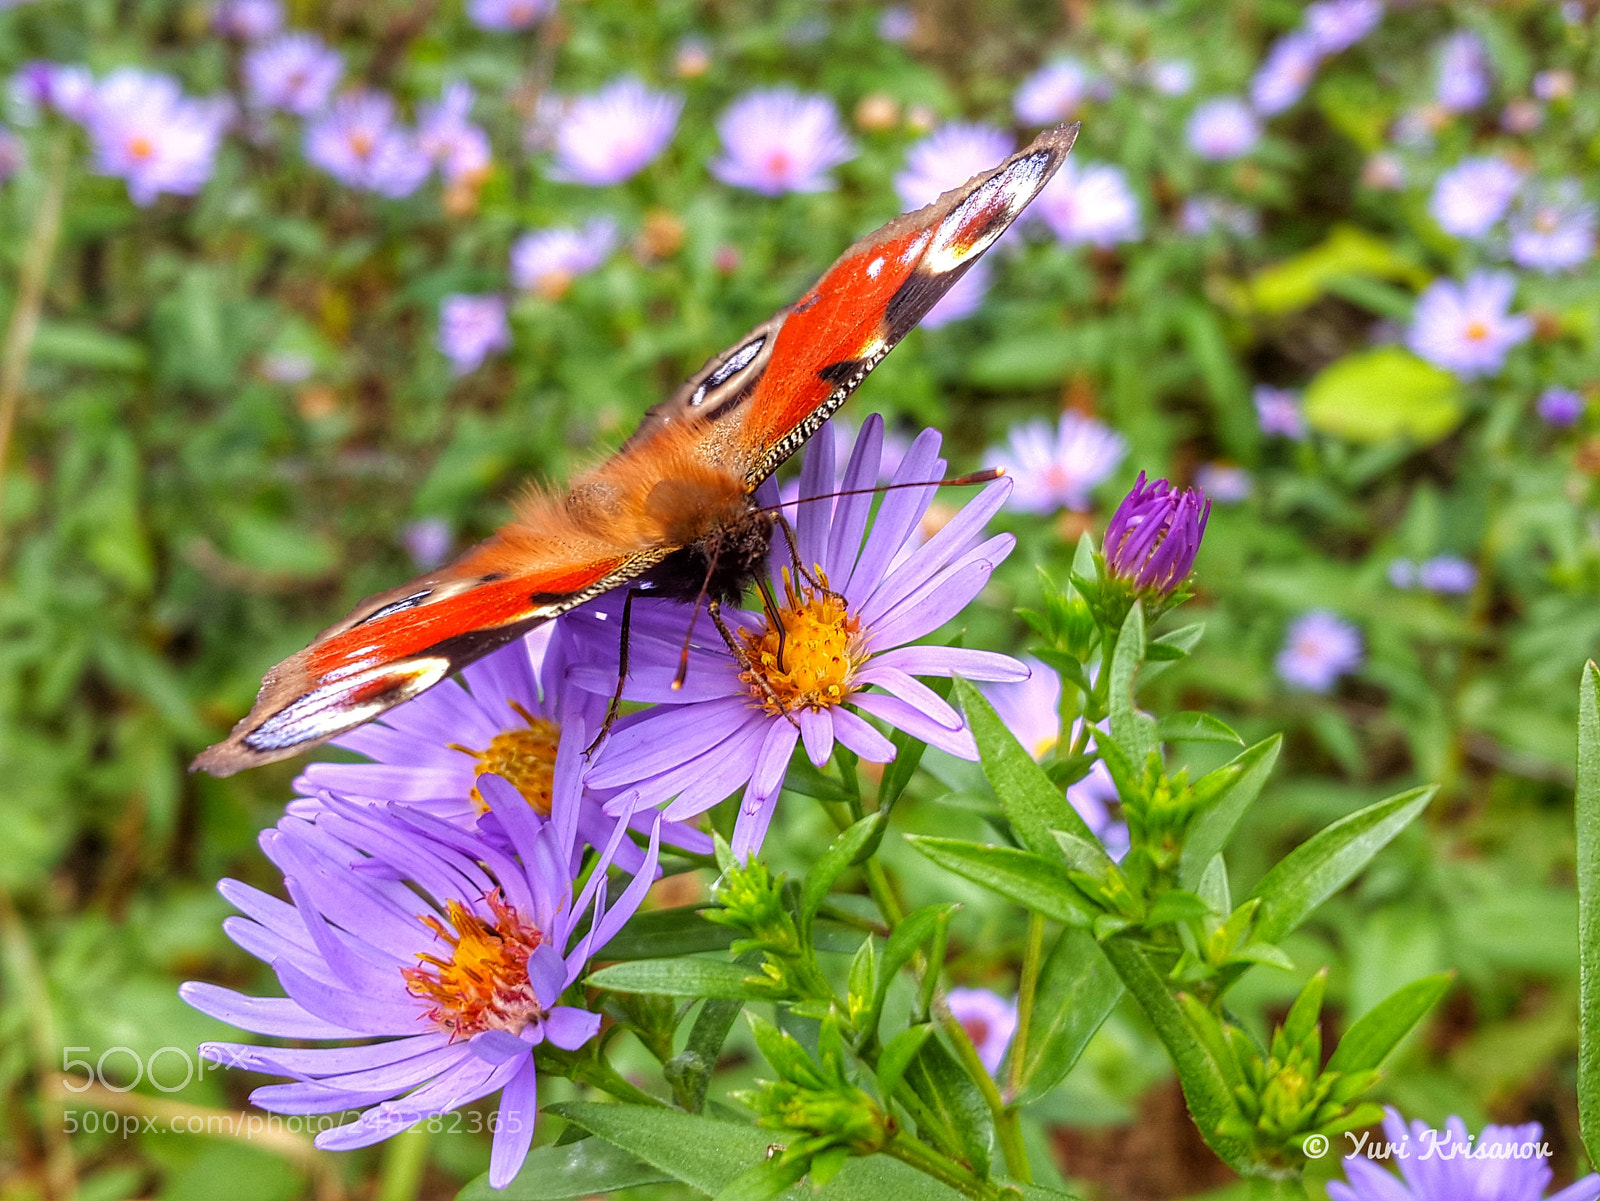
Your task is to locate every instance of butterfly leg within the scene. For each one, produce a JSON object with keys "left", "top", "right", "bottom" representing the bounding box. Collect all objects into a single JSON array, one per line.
[
  {"left": 708, "top": 600, "right": 799, "bottom": 729},
  {"left": 773, "top": 513, "right": 844, "bottom": 604},
  {"left": 587, "top": 585, "right": 652, "bottom": 756}
]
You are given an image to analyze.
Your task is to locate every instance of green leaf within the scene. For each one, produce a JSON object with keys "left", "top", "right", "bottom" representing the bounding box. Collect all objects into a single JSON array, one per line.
[
  {"left": 1108, "top": 604, "right": 1156, "bottom": 764},
  {"left": 602, "top": 905, "right": 731, "bottom": 959},
  {"left": 879, "top": 676, "right": 954, "bottom": 810},
  {"left": 906, "top": 837, "right": 1096, "bottom": 926},
  {"left": 1141, "top": 623, "right": 1204, "bottom": 683},
  {"left": 1245, "top": 786, "right": 1435, "bottom": 949},
  {"left": 801, "top": 814, "right": 887, "bottom": 941},
  {"left": 1245, "top": 224, "right": 1427, "bottom": 316},
  {"left": 861, "top": 904, "right": 954, "bottom": 1044},
  {"left": 1303, "top": 348, "right": 1464, "bottom": 446},
  {"left": 1155, "top": 712, "right": 1244, "bottom": 745},
  {"left": 711, "top": 1158, "right": 809, "bottom": 1201},
  {"left": 954, "top": 677, "right": 1101, "bottom": 859},
  {"left": 31, "top": 321, "right": 149, "bottom": 371},
  {"left": 1013, "top": 928, "right": 1125, "bottom": 1104},
  {"left": 1577, "top": 661, "right": 1600, "bottom": 1168},
  {"left": 903, "top": 1034, "right": 995, "bottom": 1178},
  {"left": 1178, "top": 737, "right": 1283, "bottom": 889},
  {"left": 1326, "top": 972, "right": 1454, "bottom": 1075},
  {"left": 877, "top": 1024, "right": 934, "bottom": 1099},
  {"left": 586, "top": 958, "right": 771, "bottom": 1000},
  {"left": 460, "top": 1136, "right": 673, "bottom": 1199},
  {"left": 551, "top": 1102, "right": 967, "bottom": 1201},
  {"left": 666, "top": 952, "right": 764, "bottom": 1113}
]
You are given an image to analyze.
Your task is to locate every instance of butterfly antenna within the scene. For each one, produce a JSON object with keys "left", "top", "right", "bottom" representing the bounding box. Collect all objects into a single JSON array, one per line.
[
  {"left": 755, "top": 574, "right": 789, "bottom": 672},
  {"left": 757, "top": 467, "right": 1005, "bottom": 515}
]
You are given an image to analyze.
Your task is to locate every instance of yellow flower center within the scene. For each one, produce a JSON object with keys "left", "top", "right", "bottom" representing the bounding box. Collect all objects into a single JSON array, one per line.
[
  {"left": 348, "top": 130, "right": 374, "bottom": 159},
  {"left": 402, "top": 890, "right": 545, "bottom": 1040},
  {"left": 450, "top": 701, "right": 560, "bottom": 816},
  {"left": 738, "top": 571, "right": 864, "bottom": 714},
  {"left": 127, "top": 135, "right": 155, "bottom": 161},
  {"left": 1464, "top": 319, "right": 1490, "bottom": 342}
]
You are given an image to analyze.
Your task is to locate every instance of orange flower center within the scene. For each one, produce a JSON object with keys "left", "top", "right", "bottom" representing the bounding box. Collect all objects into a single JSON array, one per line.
[
  {"left": 738, "top": 571, "right": 863, "bottom": 714},
  {"left": 1464, "top": 320, "right": 1490, "bottom": 342},
  {"left": 127, "top": 135, "right": 155, "bottom": 161},
  {"left": 402, "top": 890, "right": 545, "bottom": 1040},
  {"left": 450, "top": 701, "right": 560, "bottom": 816},
  {"left": 348, "top": 130, "right": 375, "bottom": 159}
]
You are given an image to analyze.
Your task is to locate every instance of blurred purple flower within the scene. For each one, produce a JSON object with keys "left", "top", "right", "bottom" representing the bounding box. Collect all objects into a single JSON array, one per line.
[
  {"left": 895, "top": 123, "right": 1014, "bottom": 210},
  {"left": 86, "top": 69, "right": 231, "bottom": 206},
  {"left": 1103, "top": 473, "right": 1210, "bottom": 596},
  {"left": 11, "top": 62, "right": 94, "bottom": 123},
  {"left": 1186, "top": 97, "right": 1260, "bottom": 160},
  {"left": 710, "top": 88, "right": 854, "bottom": 196},
  {"left": 946, "top": 989, "right": 1018, "bottom": 1076},
  {"left": 1148, "top": 60, "right": 1195, "bottom": 96},
  {"left": 259, "top": 350, "right": 314, "bottom": 383},
  {"left": 1428, "top": 156, "right": 1520, "bottom": 239},
  {"left": 1533, "top": 69, "right": 1574, "bottom": 102},
  {"left": 1276, "top": 610, "right": 1362, "bottom": 693},
  {"left": 438, "top": 294, "right": 510, "bottom": 374},
  {"left": 575, "top": 417, "right": 1026, "bottom": 858},
  {"left": 1304, "top": 0, "right": 1382, "bottom": 54},
  {"left": 878, "top": 6, "right": 916, "bottom": 43},
  {"left": 1362, "top": 152, "right": 1405, "bottom": 191},
  {"left": 1388, "top": 557, "right": 1419, "bottom": 588},
  {"left": 1406, "top": 272, "right": 1531, "bottom": 380},
  {"left": 988, "top": 411, "right": 1127, "bottom": 514},
  {"left": 243, "top": 33, "right": 342, "bottom": 117},
  {"left": 418, "top": 82, "right": 492, "bottom": 185},
  {"left": 1035, "top": 160, "right": 1142, "bottom": 247},
  {"left": 1537, "top": 386, "right": 1584, "bottom": 427},
  {"left": 1501, "top": 98, "right": 1544, "bottom": 134},
  {"left": 1508, "top": 179, "right": 1596, "bottom": 274},
  {"left": 673, "top": 37, "right": 712, "bottom": 79},
  {"left": 1180, "top": 196, "right": 1259, "bottom": 238},
  {"left": 0, "top": 126, "right": 23, "bottom": 181},
  {"left": 185, "top": 785, "right": 660, "bottom": 1191},
  {"left": 1254, "top": 385, "right": 1306, "bottom": 439},
  {"left": 920, "top": 258, "right": 991, "bottom": 328},
  {"left": 1251, "top": 33, "right": 1320, "bottom": 116},
  {"left": 305, "top": 90, "right": 430, "bottom": 197},
  {"left": 212, "top": 0, "right": 282, "bottom": 39},
  {"left": 1195, "top": 463, "right": 1252, "bottom": 503},
  {"left": 1436, "top": 30, "right": 1491, "bottom": 113},
  {"left": 468, "top": 0, "right": 554, "bottom": 30},
  {"left": 1328, "top": 1107, "right": 1600, "bottom": 1201},
  {"left": 511, "top": 218, "right": 618, "bottom": 297},
  {"left": 1417, "top": 555, "right": 1476, "bottom": 595},
  {"left": 1014, "top": 59, "right": 1089, "bottom": 125},
  {"left": 401, "top": 518, "right": 452, "bottom": 569},
  {"left": 549, "top": 77, "right": 681, "bottom": 187}
]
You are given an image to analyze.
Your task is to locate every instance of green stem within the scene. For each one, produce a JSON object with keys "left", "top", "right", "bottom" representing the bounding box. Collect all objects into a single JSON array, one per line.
[
  {"left": 1248, "top": 1176, "right": 1310, "bottom": 1200},
  {"left": 572, "top": 1057, "right": 669, "bottom": 1108},
  {"left": 376, "top": 1126, "right": 430, "bottom": 1201},
  {"left": 1006, "top": 912, "right": 1047, "bottom": 1101},
  {"left": 933, "top": 997, "right": 1031, "bottom": 1183},
  {"left": 885, "top": 1131, "right": 1001, "bottom": 1201}
]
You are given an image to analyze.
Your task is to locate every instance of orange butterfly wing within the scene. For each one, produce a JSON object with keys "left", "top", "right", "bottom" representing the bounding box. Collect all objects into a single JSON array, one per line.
[{"left": 192, "top": 122, "right": 1078, "bottom": 777}]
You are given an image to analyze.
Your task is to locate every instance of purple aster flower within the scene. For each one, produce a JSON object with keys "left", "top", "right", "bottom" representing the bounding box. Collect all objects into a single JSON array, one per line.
[
  {"left": 212, "top": 0, "right": 282, "bottom": 39},
  {"left": 674, "top": 37, "right": 712, "bottom": 79},
  {"left": 1362, "top": 152, "right": 1405, "bottom": 191},
  {"left": 1276, "top": 610, "right": 1362, "bottom": 692},
  {"left": 1148, "top": 60, "right": 1195, "bottom": 96},
  {"left": 0, "top": 127, "right": 23, "bottom": 182},
  {"left": 1406, "top": 271, "right": 1532, "bottom": 380},
  {"left": 1035, "top": 160, "right": 1142, "bottom": 247},
  {"left": 418, "top": 82, "right": 492, "bottom": 185},
  {"left": 511, "top": 218, "right": 618, "bottom": 299},
  {"left": 1534, "top": 70, "right": 1575, "bottom": 102},
  {"left": 438, "top": 293, "right": 510, "bottom": 375},
  {"left": 1436, "top": 30, "right": 1492, "bottom": 113},
  {"left": 988, "top": 412, "right": 1127, "bottom": 514},
  {"left": 878, "top": 6, "right": 916, "bottom": 43},
  {"left": 243, "top": 33, "right": 342, "bottom": 117},
  {"left": 1417, "top": 555, "right": 1476, "bottom": 594},
  {"left": 946, "top": 988, "right": 1017, "bottom": 1076},
  {"left": 1179, "top": 196, "right": 1259, "bottom": 238},
  {"left": 1509, "top": 179, "right": 1596, "bottom": 274},
  {"left": 1428, "top": 156, "right": 1521, "bottom": 239},
  {"left": 895, "top": 123, "right": 1015, "bottom": 211},
  {"left": 1014, "top": 60, "right": 1089, "bottom": 126},
  {"left": 1387, "top": 558, "right": 1418, "bottom": 589},
  {"left": 11, "top": 62, "right": 94, "bottom": 123},
  {"left": 85, "top": 69, "right": 231, "bottom": 206},
  {"left": 1537, "top": 386, "right": 1584, "bottom": 427},
  {"left": 1254, "top": 385, "right": 1306, "bottom": 439},
  {"left": 401, "top": 517, "right": 452, "bottom": 569},
  {"left": 1187, "top": 96, "right": 1261, "bottom": 160},
  {"left": 574, "top": 416, "right": 1027, "bottom": 858},
  {"left": 290, "top": 619, "right": 709, "bottom": 873},
  {"left": 1250, "top": 33, "right": 1321, "bottom": 117},
  {"left": 1502, "top": 98, "right": 1544, "bottom": 134},
  {"left": 548, "top": 78, "right": 681, "bottom": 187},
  {"left": 1304, "top": 0, "right": 1382, "bottom": 54},
  {"left": 1103, "top": 473, "right": 1210, "bottom": 596},
  {"left": 1329, "top": 1107, "right": 1600, "bottom": 1201},
  {"left": 468, "top": 0, "right": 554, "bottom": 29},
  {"left": 184, "top": 780, "right": 661, "bottom": 1190},
  {"left": 919, "top": 258, "right": 992, "bottom": 329},
  {"left": 305, "top": 90, "right": 430, "bottom": 198},
  {"left": 710, "top": 88, "right": 854, "bottom": 196},
  {"left": 1194, "top": 463, "right": 1252, "bottom": 503}
]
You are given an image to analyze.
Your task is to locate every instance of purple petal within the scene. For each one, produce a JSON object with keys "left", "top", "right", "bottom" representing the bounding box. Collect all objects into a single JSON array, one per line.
[
  {"left": 798, "top": 707, "right": 835, "bottom": 766},
  {"left": 823, "top": 415, "right": 884, "bottom": 582},
  {"left": 864, "top": 559, "right": 998, "bottom": 650},
  {"left": 589, "top": 814, "right": 662, "bottom": 952},
  {"left": 587, "top": 696, "right": 755, "bottom": 784},
  {"left": 857, "top": 482, "right": 1009, "bottom": 622},
  {"left": 865, "top": 645, "right": 1029, "bottom": 683},
  {"left": 489, "top": 1058, "right": 541, "bottom": 1189},
  {"left": 829, "top": 706, "right": 898, "bottom": 761},
  {"left": 851, "top": 692, "right": 978, "bottom": 759},
  {"left": 543, "top": 1005, "right": 603, "bottom": 1051},
  {"left": 845, "top": 430, "right": 945, "bottom": 597},
  {"left": 470, "top": 1029, "right": 534, "bottom": 1065},
  {"left": 182, "top": 983, "right": 361, "bottom": 1040},
  {"left": 849, "top": 666, "right": 961, "bottom": 729},
  {"left": 527, "top": 943, "right": 567, "bottom": 1009},
  {"left": 794, "top": 418, "right": 838, "bottom": 571}
]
